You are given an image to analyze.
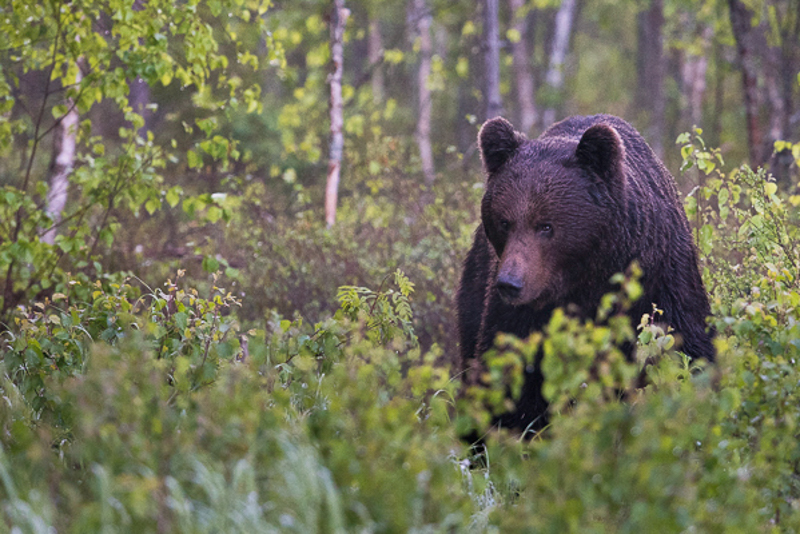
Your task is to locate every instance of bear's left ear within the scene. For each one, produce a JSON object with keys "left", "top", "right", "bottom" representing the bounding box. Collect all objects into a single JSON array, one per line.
[{"left": 575, "top": 123, "right": 625, "bottom": 186}]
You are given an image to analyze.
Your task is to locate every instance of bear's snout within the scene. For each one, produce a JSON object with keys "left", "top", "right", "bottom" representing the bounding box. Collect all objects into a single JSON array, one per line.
[{"left": 496, "top": 272, "right": 524, "bottom": 302}]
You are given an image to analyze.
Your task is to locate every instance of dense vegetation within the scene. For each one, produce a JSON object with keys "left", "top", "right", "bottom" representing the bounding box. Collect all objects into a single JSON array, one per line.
[{"left": 1, "top": 0, "right": 799, "bottom": 531}]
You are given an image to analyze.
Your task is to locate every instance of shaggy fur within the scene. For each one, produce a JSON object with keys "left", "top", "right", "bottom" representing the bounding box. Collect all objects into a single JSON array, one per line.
[{"left": 457, "top": 114, "right": 714, "bottom": 433}]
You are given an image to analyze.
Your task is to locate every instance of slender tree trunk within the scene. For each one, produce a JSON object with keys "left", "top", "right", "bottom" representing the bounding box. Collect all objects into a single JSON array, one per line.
[
  {"left": 509, "top": 0, "right": 537, "bottom": 134},
  {"left": 710, "top": 40, "right": 725, "bottom": 147},
  {"left": 412, "top": 0, "right": 435, "bottom": 185},
  {"left": 129, "top": 76, "right": 151, "bottom": 137},
  {"left": 130, "top": 0, "right": 151, "bottom": 137},
  {"left": 325, "top": 0, "right": 348, "bottom": 227},
  {"left": 728, "top": 0, "right": 785, "bottom": 169},
  {"left": 681, "top": 24, "right": 712, "bottom": 131},
  {"left": 681, "top": 50, "right": 709, "bottom": 126},
  {"left": 484, "top": 0, "right": 503, "bottom": 120},
  {"left": 43, "top": 61, "right": 83, "bottom": 245},
  {"left": 728, "top": 0, "right": 765, "bottom": 164},
  {"left": 541, "top": 0, "right": 577, "bottom": 127},
  {"left": 635, "top": 0, "right": 665, "bottom": 157},
  {"left": 457, "top": 83, "right": 472, "bottom": 158},
  {"left": 368, "top": 16, "right": 384, "bottom": 102}
]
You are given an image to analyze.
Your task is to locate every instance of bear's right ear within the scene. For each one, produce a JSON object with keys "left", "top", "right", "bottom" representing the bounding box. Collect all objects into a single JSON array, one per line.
[{"left": 478, "top": 117, "right": 525, "bottom": 174}]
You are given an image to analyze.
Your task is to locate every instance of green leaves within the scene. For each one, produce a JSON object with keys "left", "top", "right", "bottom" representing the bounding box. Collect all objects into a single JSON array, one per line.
[
  {"left": 0, "top": 0, "right": 285, "bottom": 322},
  {"left": 336, "top": 268, "right": 417, "bottom": 347},
  {"left": 677, "top": 128, "right": 724, "bottom": 174},
  {"left": 1, "top": 2, "right": 800, "bottom": 531}
]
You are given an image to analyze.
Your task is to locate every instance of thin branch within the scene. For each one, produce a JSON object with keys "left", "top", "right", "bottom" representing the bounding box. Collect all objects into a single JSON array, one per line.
[{"left": 34, "top": 81, "right": 88, "bottom": 144}]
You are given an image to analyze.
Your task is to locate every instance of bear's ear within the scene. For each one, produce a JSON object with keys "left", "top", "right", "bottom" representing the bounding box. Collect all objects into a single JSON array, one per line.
[
  {"left": 479, "top": 117, "right": 526, "bottom": 174},
  {"left": 575, "top": 123, "right": 625, "bottom": 185}
]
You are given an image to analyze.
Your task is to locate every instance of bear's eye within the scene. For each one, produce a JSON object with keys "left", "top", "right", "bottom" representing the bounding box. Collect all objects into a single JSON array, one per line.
[
  {"left": 499, "top": 219, "right": 511, "bottom": 232},
  {"left": 537, "top": 223, "right": 553, "bottom": 237}
]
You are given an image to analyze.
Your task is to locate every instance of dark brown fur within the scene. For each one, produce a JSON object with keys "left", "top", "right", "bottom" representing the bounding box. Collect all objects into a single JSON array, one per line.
[{"left": 457, "top": 114, "right": 714, "bottom": 434}]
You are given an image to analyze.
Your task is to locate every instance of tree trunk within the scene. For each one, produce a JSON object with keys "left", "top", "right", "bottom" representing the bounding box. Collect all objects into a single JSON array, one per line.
[
  {"left": 729, "top": 0, "right": 766, "bottom": 165},
  {"left": 709, "top": 40, "right": 726, "bottom": 147},
  {"left": 541, "top": 0, "right": 577, "bottom": 127},
  {"left": 43, "top": 61, "right": 83, "bottom": 245},
  {"left": 509, "top": 0, "right": 537, "bottom": 135},
  {"left": 728, "top": 0, "right": 789, "bottom": 170},
  {"left": 635, "top": 0, "right": 665, "bottom": 157},
  {"left": 368, "top": 16, "right": 384, "bottom": 102},
  {"left": 412, "top": 0, "right": 435, "bottom": 185},
  {"left": 680, "top": 26, "right": 712, "bottom": 129},
  {"left": 484, "top": 0, "right": 503, "bottom": 120},
  {"left": 325, "top": 0, "right": 349, "bottom": 227},
  {"left": 130, "top": 0, "right": 151, "bottom": 137},
  {"left": 129, "top": 76, "right": 152, "bottom": 137}
]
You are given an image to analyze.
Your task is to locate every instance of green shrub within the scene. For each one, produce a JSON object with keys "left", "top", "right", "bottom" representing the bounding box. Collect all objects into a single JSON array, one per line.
[
  {"left": 3, "top": 271, "right": 241, "bottom": 426},
  {"left": 1, "top": 271, "right": 471, "bottom": 532},
  {"left": 2, "top": 134, "right": 800, "bottom": 532}
]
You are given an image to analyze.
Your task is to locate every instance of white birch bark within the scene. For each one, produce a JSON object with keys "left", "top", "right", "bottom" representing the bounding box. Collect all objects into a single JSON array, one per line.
[
  {"left": 325, "top": 0, "right": 349, "bottom": 227},
  {"left": 541, "top": 0, "right": 577, "bottom": 127},
  {"left": 43, "top": 62, "right": 82, "bottom": 245},
  {"left": 412, "top": 0, "right": 435, "bottom": 185},
  {"left": 484, "top": 0, "right": 503, "bottom": 120},
  {"left": 509, "top": 0, "right": 537, "bottom": 135}
]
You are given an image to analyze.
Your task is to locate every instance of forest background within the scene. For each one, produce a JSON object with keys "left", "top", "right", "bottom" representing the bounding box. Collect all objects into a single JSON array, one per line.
[{"left": 1, "top": 0, "right": 800, "bottom": 531}]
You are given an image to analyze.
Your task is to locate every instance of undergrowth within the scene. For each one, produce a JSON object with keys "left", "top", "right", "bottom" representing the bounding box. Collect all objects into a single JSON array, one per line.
[{"left": 1, "top": 136, "right": 799, "bottom": 532}]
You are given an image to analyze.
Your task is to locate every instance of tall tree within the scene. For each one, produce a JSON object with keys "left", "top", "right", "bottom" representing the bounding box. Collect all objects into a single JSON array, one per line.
[
  {"left": 728, "top": 0, "right": 798, "bottom": 179},
  {"left": 541, "top": 0, "right": 577, "bottom": 128},
  {"left": 509, "top": 0, "right": 537, "bottom": 134},
  {"left": 635, "top": 0, "right": 665, "bottom": 157},
  {"left": 1, "top": 0, "right": 276, "bottom": 322},
  {"left": 484, "top": 0, "right": 503, "bottom": 120},
  {"left": 368, "top": 15, "right": 384, "bottom": 102},
  {"left": 680, "top": 25, "right": 713, "bottom": 129},
  {"left": 42, "top": 60, "right": 83, "bottom": 246},
  {"left": 411, "top": 0, "right": 435, "bottom": 185},
  {"left": 129, "top": 77, "right": 152, "bottom": 137},
  {"left": 326, "top": 0, "right": 349, "bottom": 227},
  {"left": 129, "top": 0, "right": 152, "bottom": 137}
]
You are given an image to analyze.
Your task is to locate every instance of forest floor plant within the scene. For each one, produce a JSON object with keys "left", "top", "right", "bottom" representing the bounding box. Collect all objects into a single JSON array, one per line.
[{"left": 1, "top": 135, "right": 799, "bottom": 531}]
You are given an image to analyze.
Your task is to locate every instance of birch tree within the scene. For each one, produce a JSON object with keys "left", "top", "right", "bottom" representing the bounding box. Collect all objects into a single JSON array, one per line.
[
  {"left": 326, "top": 0, "right": 349, "bottom": 227},
  {"left": 509, "top": 0, "right": 537, "bottom": 135},
  {"left": 541, "top": 0, "right": 577, "bottom": 128},
  {"left": 484, "top": 0, "right": 503, "bottom": 120},
  {"left": 411, "top": 0, "right": 435, "bottom": 185},
  {"left": 635, "top": 0, "right": 665, "bottom": 157},
  {"left": 42, "top": 61, "right": 83, "bottom": 246},
  {"left": 0, "top": 0, "right": 277, "bottom": 321}
]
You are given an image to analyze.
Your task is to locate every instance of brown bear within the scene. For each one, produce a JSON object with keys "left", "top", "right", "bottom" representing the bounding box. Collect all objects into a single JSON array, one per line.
[{"left": 457, "top": 114, "right": 714, "bottom": 435}]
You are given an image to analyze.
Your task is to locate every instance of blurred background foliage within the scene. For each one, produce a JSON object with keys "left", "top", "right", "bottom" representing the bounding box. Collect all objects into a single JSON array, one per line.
[{"left": 0, "top": 0, "right": 800, "bottom": 530}]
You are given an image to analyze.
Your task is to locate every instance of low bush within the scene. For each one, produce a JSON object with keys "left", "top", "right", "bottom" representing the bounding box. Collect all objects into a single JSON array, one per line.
[{"left": 1, "top": 135, "right": 799, "bottom": 532}]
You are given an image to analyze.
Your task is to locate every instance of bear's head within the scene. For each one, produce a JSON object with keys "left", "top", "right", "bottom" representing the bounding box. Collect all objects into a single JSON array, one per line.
[{"left": 478, "top": 116, "right": 627, "bottom": 308}]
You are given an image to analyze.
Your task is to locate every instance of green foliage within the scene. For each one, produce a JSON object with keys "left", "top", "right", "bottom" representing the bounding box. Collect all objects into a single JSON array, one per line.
[
  {"left": 337, "top": 269, "right": 416, "bottom": 347},
  {"left": 217, "top": 167, "right": 480, "bottom": 356},
  {"left": 1, "top": 272, "right": 465, "bottom": 533},
  {"left": 2, "top": 0, "right": 800, "bottom": 530},
  {"left": 679, "top": 128, "right": 800, "bottom": 357},
  {"left": 0, "top": 0, "right": 281, "bottom": 323},
  {"left": 4, "top": 153, "right": 800, "bottom": 529},
  {"left": 3, "top": 271, "right": 242, "bottom": 426}
]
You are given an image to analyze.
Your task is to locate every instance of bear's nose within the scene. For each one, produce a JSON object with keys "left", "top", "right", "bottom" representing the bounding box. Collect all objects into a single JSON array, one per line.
[{"left": 496, "top": 273, "right": 523, "bottom": 302}]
